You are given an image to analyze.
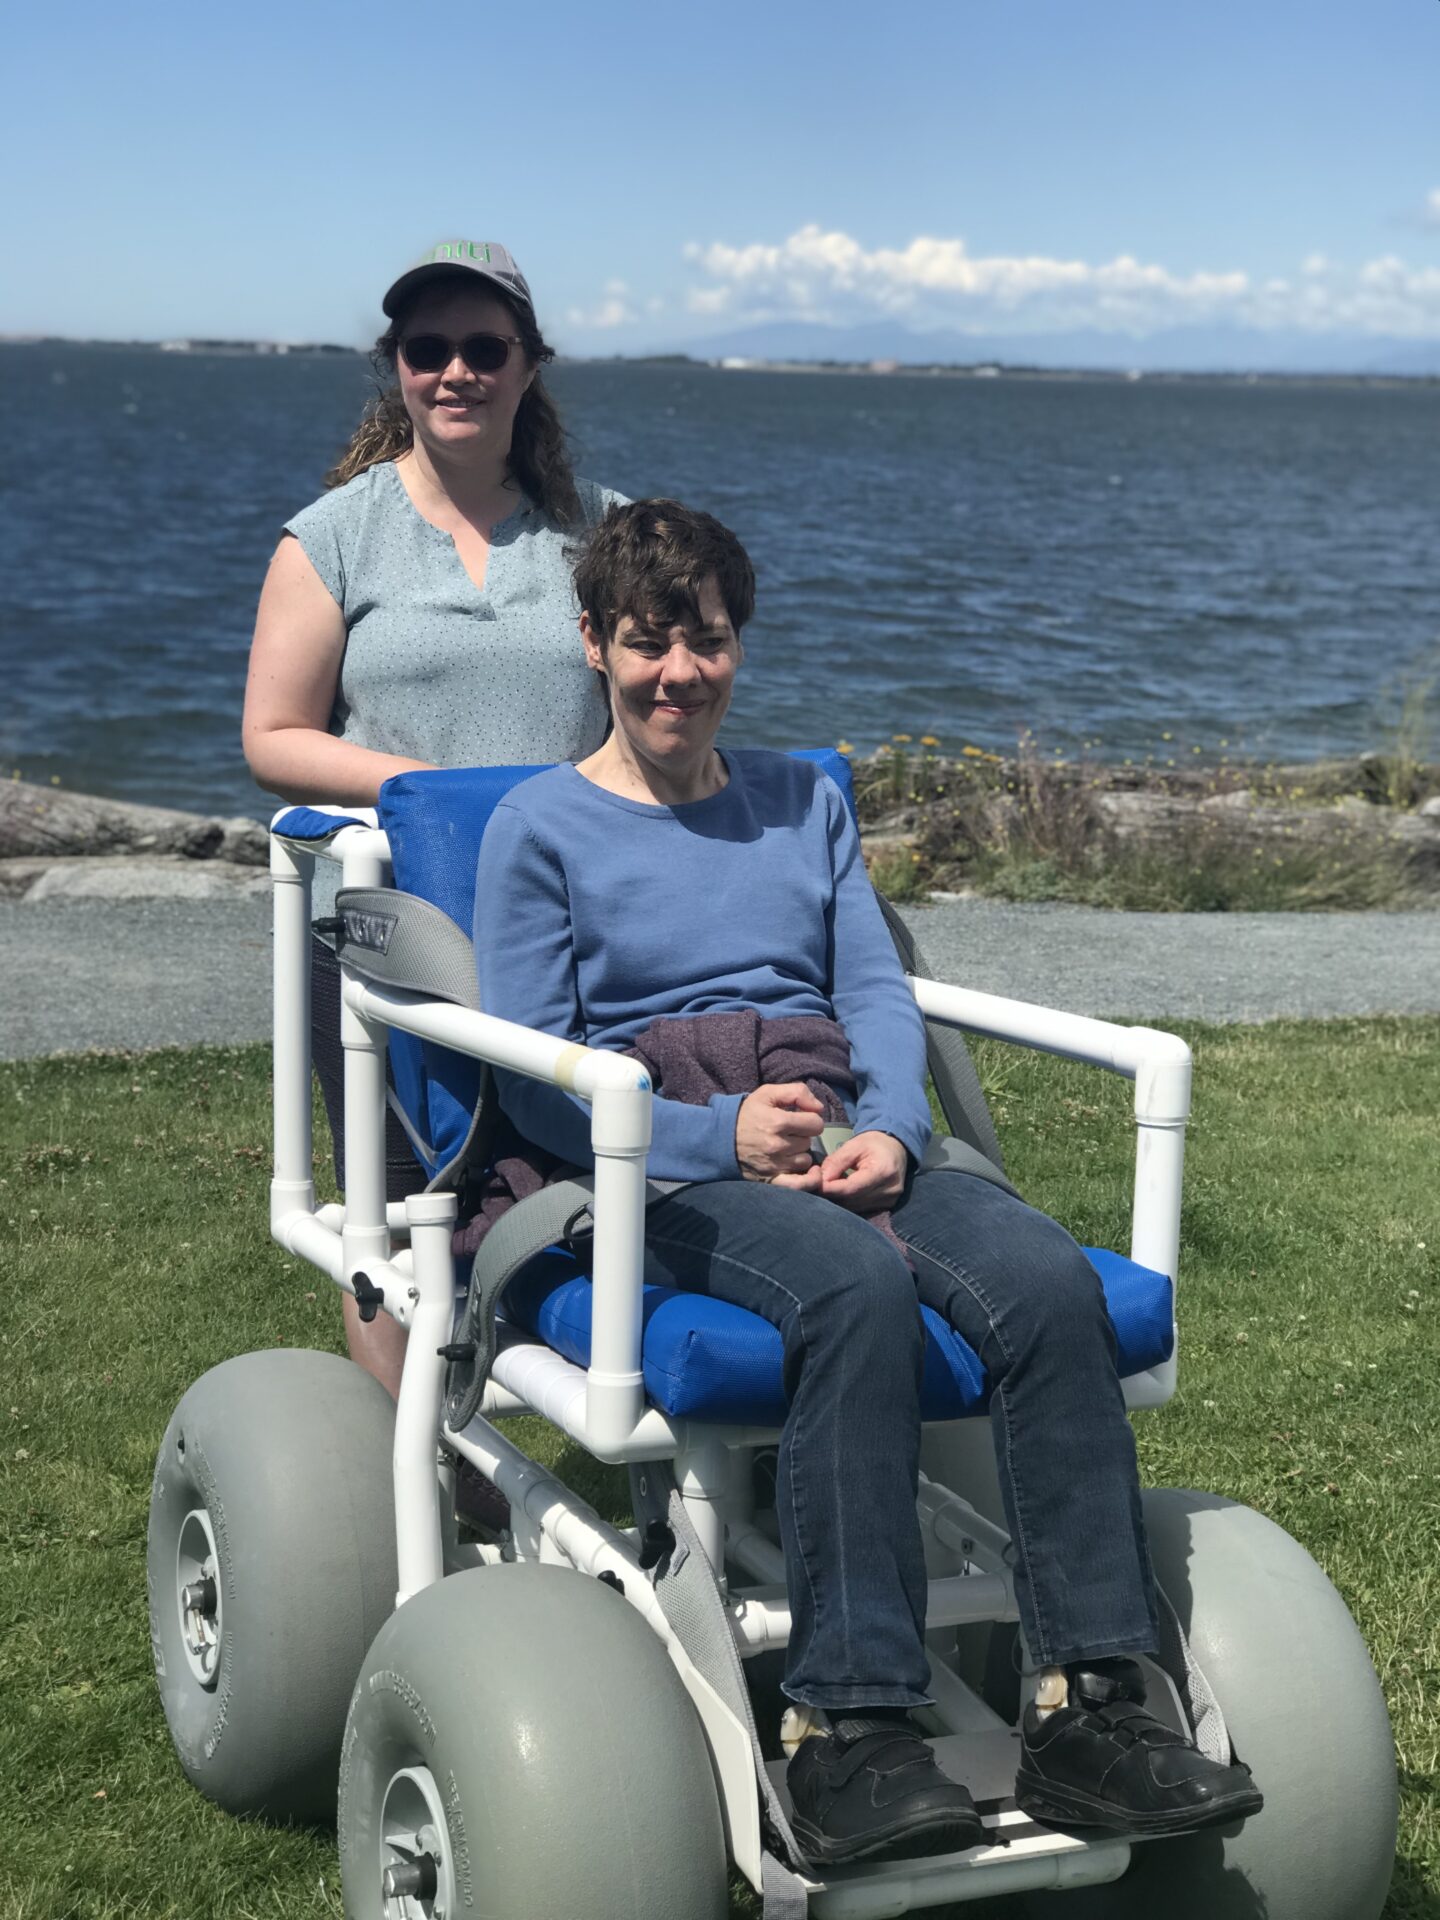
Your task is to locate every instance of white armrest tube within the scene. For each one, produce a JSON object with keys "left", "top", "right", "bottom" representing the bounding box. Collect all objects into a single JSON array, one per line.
[
  {"left": 341, "top": 979, "right": 655, "bottom": 1446},
  {"left": 911, "top": 976, "right": 1190, "bottom": 1408}
]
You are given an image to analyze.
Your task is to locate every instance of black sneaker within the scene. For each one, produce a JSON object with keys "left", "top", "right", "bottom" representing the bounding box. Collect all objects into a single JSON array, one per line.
[
  {"left": 1015, "top": 1660, "right": 1264, "bottom": 1837},
  {"left": 787, "top": 1718, "right": 985, "bottom": 1866}
]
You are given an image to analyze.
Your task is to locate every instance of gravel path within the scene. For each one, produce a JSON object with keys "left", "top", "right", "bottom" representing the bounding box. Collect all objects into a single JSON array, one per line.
[
  {"left": 2, "top": 895, "right": 1435, "bottom": 1061},
  {"left": 1, "top": 899, "right": 273, "bottom": 1060},
  {"left": 903, "top": 898, "right": 1438, "bottom": 1023}
]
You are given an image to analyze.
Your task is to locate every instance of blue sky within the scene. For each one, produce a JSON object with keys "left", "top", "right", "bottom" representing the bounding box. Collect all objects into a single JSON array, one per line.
[{"left": 4, "top": 0, "right": 1438, "bottom": 355}]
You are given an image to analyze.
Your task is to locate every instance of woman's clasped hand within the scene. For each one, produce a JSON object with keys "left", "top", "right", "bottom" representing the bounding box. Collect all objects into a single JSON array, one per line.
[{"left": 738, "top": 1083, "right": 907, "bottom": 1205}]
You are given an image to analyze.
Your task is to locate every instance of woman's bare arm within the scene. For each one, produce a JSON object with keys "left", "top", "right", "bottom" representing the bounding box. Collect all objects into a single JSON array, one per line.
[{"left": 242, "top": 536, "right": 434, "bottom": 806}]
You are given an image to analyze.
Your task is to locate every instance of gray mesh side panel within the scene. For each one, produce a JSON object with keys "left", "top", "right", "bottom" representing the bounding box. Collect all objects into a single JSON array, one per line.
[
  {"left": 630, "top": 1467, "right": 811, "bottom": 1906},
  {"left": 1156, "top": 1585, "right": 1231, "bottom": 1764},
  {"left": 334, "top": 887, "right": 481, "bottom": 1009},
  {"left": 877, "top": 896, "right": 1007, "bottom": 1175}
]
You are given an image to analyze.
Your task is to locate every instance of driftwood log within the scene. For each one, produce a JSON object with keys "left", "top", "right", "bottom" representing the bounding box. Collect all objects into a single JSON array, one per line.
[
  {"left": 1093, "top": 788, "right": 1440, "bottom": 881},
  {"left": 0, "top": 781, "right": 268, "bottom": 866}
]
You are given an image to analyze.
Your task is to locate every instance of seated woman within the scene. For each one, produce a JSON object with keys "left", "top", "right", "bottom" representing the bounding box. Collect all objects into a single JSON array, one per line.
[{"left": 474, "top": 500, "right": 1263, "bottom": 1867}]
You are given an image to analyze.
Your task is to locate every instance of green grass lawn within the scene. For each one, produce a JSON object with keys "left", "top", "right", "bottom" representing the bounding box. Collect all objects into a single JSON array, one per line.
[{"left": 1, "top": 1022, "right": 1436, "bottom": 1918}]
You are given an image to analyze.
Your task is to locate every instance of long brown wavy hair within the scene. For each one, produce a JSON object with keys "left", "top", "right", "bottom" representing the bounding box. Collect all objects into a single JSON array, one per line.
[{"left": 323, "top": 282, "right": 582, "bottom": 526}]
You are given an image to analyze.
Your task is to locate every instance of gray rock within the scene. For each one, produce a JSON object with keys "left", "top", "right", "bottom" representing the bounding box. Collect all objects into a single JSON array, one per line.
[
  {"left": 22, "top": 858, "right": 271, "bottom": 903},
  {"left": 218, "top": 816, "right": 272, "bottom": 866}
]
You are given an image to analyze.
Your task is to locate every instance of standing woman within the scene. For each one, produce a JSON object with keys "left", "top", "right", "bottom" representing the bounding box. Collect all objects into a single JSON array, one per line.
[{"left": 244, "top": 242, "right": 624, "bottom": 1396}]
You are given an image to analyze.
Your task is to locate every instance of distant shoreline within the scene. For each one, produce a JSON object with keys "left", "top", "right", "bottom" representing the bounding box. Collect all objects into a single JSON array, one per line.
[{"left": 3, "top": 334, "right": 1436, "bottom": 390}]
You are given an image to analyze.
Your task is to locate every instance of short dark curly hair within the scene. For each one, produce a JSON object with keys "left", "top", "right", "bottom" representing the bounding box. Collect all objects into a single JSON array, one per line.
[{"left": 572, "top": 499, "right": 756, "bottom": 645}]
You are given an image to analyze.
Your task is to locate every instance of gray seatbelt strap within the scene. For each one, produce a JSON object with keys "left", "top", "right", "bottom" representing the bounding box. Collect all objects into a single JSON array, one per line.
[
  {"left": 630, "top": 1466, "right": 811, "bottom": 1915},
  {"left": 875, "top": 894, "right": 1008, "bottom": 1172},
  {"left": 760, "top": 1852, "right": 810, "bottom": 1920},
  {"left": 444, "top": 1174, "right": 681, "bottom": 1431},
  {"left": 919, "top": 1132, "right": 1021, "bottom": 1199}
]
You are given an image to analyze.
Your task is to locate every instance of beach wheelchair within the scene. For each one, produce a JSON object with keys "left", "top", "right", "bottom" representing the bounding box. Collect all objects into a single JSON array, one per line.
[{"left": 147, "top": 752, "right": 1396, "bottom": 1919}]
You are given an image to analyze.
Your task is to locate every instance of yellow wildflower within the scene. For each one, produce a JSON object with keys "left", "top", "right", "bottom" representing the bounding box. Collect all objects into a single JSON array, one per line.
[
  {"left": 892, "top": 733, "right": 913, "bottom": 744},
  {"left": 836, "top": 740, "right": 854, "bottom": 755},
  {"left": 961, "top": 744, "right": 984, "bottom": 758},
  {"left": 920, "top": 735, "right": 940, "bottom": 747}
]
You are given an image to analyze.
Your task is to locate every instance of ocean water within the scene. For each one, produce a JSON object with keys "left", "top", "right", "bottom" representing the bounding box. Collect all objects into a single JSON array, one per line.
[{"left": 2, "top": 342, "right": 1436, "bottom": 820}]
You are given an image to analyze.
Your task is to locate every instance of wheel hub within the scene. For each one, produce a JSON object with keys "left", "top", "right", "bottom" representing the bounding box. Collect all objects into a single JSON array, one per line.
[
  {"left": 175, "top": 1508, "right": 223, "bottom": 1688},
  {"left": 380, "top": 1766, "right": 458, "bottom": 1920}
]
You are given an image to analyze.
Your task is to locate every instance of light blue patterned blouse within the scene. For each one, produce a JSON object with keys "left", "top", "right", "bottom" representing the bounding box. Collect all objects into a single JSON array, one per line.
[
  {"left": 285, "top": 460, "right": 624, "bottom": 772},
  {"left": 284, "top": 459, "right": 624, "bottom": 908}
]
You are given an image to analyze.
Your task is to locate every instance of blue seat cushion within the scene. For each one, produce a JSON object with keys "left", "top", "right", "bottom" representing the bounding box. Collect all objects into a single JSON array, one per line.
[{"left": 503, "top": 1244, "right": 1173, "bottom": 1425}]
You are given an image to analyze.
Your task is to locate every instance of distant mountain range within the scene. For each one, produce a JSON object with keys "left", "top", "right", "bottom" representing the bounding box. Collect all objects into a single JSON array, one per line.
[{"left": 663, "top": 320, "right": 1440, "bottom": 377}]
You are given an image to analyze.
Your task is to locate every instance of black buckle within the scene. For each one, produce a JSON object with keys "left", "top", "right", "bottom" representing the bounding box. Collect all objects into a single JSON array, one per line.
[
  {"left": 351, "top": 1270, "right": 385, "bottom": 1324},
  {"left": 637, "top": 1519, "right": 675, "bottom": 1571},
  {"left": 561, "top": 1202, "right": 596, "bottom": 1251}
]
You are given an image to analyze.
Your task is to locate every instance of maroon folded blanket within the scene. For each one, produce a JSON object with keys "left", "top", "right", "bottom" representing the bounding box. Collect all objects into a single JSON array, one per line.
[
  {"left": 625, "top": 1008, "right": 856, "bottom": 1123},
  {"left": 454, "top": 1009, "right": 907, "bottom": 1260}
]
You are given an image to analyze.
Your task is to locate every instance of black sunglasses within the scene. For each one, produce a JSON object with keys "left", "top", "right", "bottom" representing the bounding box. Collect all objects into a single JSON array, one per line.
[{"left": 399, "top": 331, "right": 524, "bottom": 376}]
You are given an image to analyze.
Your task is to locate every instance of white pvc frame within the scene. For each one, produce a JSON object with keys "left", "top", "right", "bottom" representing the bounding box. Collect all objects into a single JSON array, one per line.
[{"left": 267, "top": 815, "right": 1193, "bottom": 1914}]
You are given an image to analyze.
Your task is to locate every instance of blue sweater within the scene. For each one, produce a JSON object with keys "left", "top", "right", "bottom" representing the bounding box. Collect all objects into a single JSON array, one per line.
[{"left": 473, "top": 749, "right": 933, "bottom": 1181}]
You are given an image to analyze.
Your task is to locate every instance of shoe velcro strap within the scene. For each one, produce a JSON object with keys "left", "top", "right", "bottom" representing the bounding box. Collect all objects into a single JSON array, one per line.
[
  {"left": 827, "top": 1723, "right": 930, "bottom": 1786},
  {"left": 1068, "top": 1659, "right": 1147, "bottom": 1708},
  {"left": 1078, "top": 1699, "right": 1190, "bottom": 1749}
]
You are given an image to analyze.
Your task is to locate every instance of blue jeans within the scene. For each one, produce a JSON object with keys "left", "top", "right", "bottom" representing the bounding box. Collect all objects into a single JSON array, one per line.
[{"left": 643, "top": 1170, "right": 1160, "bottom": 1710}]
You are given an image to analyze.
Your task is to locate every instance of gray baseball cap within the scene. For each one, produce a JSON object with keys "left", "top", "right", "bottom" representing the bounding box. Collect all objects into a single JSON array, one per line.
[{"left": 382, "top": 241, "right": 536, "bottom": 320}]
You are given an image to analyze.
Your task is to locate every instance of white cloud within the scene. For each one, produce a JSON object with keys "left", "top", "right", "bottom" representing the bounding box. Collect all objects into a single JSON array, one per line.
[
  {"left": 687, "top": 225, "right": 1247, "bottom": 329},
  {"left": 565, "top": 279, "right": 636, "bottom": 329},
  {"left": 682, "top": 222, "right": 1440, "bottom": 339},
  {"left": 685, "top": 285, "right": 734, "bottom": 315}
]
